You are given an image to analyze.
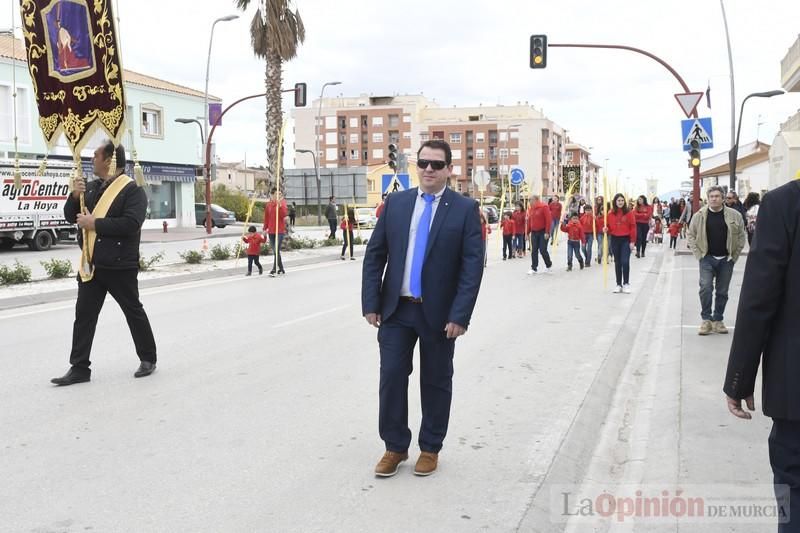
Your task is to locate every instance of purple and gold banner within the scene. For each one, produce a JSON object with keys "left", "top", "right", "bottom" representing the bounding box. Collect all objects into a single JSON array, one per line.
[{"left": 19, "top": 0, "right": 126, "bottom": 153}]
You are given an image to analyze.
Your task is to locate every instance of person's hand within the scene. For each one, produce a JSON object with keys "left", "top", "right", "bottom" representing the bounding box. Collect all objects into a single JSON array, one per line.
[
  {"left": 629, "top": 242, "right": 635, "bottom": 251},
  {"left": 544, "top": 233, "right": 550, "bottom": 241},
  {"left": 71, "top": 177, "right": 86, "bottom": 198},
  {"left": 444, "top": 322, "right": 466, "bottom": 339},
  {"left": 602, "top": 227, "right": 608, "bottom": 234},
  {"left": 365, "top": 313, "right": 381, "bottom": 328},
  {"left": 76, "top": 212, "right": 96, "bottom": 231},
  {"left": 726, "top": 395, "right": 755, "bottom": 419}
]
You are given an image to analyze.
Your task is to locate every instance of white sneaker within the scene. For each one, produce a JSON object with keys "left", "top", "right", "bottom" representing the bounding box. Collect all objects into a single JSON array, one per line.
[
  {"left": 622, "top": 284, "right": 631, "bottom": 294},
  {"left": 543, "top": 267, "right": 552, "bottom": 274},
  {"left": 527, "top": 269, "right": 536, "bottom": 275},
  {"left": 613, "top": 285, "right": 623, "bottom": 293}
]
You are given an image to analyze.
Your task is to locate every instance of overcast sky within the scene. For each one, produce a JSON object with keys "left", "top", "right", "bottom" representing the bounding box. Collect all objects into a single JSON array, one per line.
[{"left": 3, "top": 0, "right": 800, "bottom": 193}]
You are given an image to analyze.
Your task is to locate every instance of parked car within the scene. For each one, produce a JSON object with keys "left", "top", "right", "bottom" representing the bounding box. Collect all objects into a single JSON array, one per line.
[
  {"left": 354, "top": 207, "right": 377, "bottom": 228},
  {"left": 195, "top": 203, "right": 236, "bottom": 228},
  {"left": 482, "top": 205, "right": 499, "bottom": 224}
]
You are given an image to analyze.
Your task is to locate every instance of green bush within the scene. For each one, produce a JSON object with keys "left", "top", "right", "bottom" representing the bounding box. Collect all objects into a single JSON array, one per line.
[
  {"left": 40, "top": 258, "right": 73, "bottom": 279},
  {"left": 0, "top": 260, "right": 32, "bottom": 284},
  {"left": 179, "top": 250, "right": 205, "bottom": 264},
  {"left": 209, "top": 244, "right": 231, "bottom": 260},
  {"left": 139, "top": 251, "right": 165, "bottom": 272}
]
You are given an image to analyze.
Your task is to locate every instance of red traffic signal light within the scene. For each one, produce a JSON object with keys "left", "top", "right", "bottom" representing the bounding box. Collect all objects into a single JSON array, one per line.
[
  {"left": 294, "top": 82, "right": 307, "bottom": 107},
  {"left": 530, "top": 35, "right": 547, "bottom": 69}
]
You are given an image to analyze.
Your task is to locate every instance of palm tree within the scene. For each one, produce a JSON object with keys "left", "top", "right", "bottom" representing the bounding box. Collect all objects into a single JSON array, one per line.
[{"left": 235, "top": 0, "right": 305, "bottom": 187}]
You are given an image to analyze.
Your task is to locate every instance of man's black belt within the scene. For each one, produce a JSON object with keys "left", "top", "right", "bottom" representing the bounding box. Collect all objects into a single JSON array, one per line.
[{"left": 400, "top": 296, "right": 423, "bottom": 304}]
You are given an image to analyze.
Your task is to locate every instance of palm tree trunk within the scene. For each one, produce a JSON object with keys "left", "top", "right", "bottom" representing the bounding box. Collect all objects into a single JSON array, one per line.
[{"left": 265, "top": 48, "right": 283, "bottom": 190}]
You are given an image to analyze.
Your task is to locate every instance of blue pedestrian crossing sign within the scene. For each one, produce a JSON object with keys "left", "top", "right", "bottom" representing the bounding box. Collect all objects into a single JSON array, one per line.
[
  {"left": 382, "top": 173, "right": 409, "bottom": 194},
  {"left": 510, "top": 167, "right": 525, "bottom": 186},
  {"left": 681, "top": 117, "right": 714, "bottom": 151}
]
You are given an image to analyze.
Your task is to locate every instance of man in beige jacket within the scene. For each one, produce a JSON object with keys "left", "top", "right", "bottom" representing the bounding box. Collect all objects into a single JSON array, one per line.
[{"left": 687, "top": 186, "right": 746, "bottom": 335}]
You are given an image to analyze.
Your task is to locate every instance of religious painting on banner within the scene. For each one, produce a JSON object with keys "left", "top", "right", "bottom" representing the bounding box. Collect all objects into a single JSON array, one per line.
[{"left": 19, "top": 0, "right": 126, "bottom": 153}]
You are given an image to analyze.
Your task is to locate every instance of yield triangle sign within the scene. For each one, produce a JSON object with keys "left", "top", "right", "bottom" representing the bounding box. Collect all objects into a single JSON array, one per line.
[{"left": 674, "top": 92, "right": 704, "bottom": 118}]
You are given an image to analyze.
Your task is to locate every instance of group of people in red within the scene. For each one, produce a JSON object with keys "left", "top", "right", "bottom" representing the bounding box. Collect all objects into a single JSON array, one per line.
[{"left": 499, "top": 192, "right": 643, "bottom": 294}]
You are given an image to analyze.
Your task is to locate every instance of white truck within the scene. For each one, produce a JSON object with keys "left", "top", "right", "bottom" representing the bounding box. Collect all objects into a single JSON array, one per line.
[{"left": 0, "top": 160, "right": 78, "bottom": 251}]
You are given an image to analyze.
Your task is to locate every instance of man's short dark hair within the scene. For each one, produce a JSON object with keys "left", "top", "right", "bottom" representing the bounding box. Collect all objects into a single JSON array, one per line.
[
  {"left": 271, "top": 187, "right": 277, "bottom": 194},
  {"left": 101, "top": 141, "right": 126, "bottom": 171},
  {"left": 708, "top": 186, "right": 725, "bottom": 197},
  {"left": 417, "top": 139, "right": 452, "bottom": 165},
  {"left": 329, "top": 195, "right": 335, "bottom": 201}
]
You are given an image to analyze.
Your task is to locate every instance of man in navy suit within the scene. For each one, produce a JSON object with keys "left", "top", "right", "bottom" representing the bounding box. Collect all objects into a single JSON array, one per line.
[{"left": 362, "top": 139, "right": 484, "bottom": 478}]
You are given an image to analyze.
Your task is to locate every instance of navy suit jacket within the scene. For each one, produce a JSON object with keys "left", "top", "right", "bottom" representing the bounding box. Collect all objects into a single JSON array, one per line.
[
  {"left": 361, "top": 187, "right": 484, "bottom": 331},
  {"left": 724, "top": 180, "right": 800, "bottom": 419}
]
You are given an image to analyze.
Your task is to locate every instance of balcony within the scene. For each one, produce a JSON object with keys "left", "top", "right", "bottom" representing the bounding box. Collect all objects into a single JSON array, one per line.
[{"left": 782, "top": 35, "right": 800, "bottom": 92}]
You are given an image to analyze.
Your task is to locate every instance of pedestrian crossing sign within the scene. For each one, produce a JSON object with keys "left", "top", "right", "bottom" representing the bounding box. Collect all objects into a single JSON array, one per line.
[
  {"left": 382, "top": 174, "right": 409, "bottom": 194},
  {"left": 681, "top": 117, "right": 714, "bottom": 151}
]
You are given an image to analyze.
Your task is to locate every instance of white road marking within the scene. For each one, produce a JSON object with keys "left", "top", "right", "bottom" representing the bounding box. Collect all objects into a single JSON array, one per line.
[{"left": 270, "top": 304, "right": 353, "bottom": 329}]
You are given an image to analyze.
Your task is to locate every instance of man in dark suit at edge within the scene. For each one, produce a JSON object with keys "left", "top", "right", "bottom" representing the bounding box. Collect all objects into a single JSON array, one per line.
[
  {"left": 362, "top": 139, "right": 484, "bottom": 477},
  {"left": 724, "top": 178, "right": 800, "bottom": 531}
]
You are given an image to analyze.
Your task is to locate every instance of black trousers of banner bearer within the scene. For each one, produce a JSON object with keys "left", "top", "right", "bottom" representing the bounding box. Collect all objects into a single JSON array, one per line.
[{"left": 69, "top": 268, "right": 157, "bottom": 370}]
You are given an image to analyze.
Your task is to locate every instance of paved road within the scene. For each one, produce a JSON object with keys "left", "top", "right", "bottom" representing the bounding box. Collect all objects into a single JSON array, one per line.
[{"left": 1, "top": 235, "right": 650, "bottom": 532}]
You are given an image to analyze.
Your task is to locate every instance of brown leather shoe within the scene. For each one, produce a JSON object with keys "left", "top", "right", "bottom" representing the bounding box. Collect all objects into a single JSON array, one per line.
[
  {"left": 374, "top": 451, "right": 408, "bottom": 477},
  {"left": 414, "top": 451, "right": 438, "bottom": 476}
]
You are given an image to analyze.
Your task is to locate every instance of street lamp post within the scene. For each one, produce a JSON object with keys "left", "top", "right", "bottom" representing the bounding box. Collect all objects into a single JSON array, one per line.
[
  {"left": 201, "top": 14, "right": 238, "bottom": 234},
  {"left": 174, "top": 118, "right": 205, "bottom": 145},
  {"left": 501, "top": 124, "right": 521, "bottom": 203},
  {"left": 314, "top": 81, "right": 342, "bottom": 226},
  {"left": 295, "top": 149, "right": 319, "bottom": 225},
  {"left": 728, "top": 90, "right": 783, "bottom": 191}
]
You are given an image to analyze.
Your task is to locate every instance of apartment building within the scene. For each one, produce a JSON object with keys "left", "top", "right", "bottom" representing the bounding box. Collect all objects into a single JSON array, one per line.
[{"left": 293, "top": 95, "right": 572, "bottom": 206}]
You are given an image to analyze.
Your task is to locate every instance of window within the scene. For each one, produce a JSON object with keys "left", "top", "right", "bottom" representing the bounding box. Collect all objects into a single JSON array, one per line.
[
  {"left": 361, "top": 116, "right": 368, "bottom": 128},
  {"left": 565, "top": 152, "right": 574, "bottom": 162},
  {"left": 388, "top": 131, "right": 400, "bottom": 144},
  {"left": 372, "top": 149, "right": 384, "bottom": 159},
  {"left": 372, "top": 116, "right": 383, "bottom": 126},
  {"left": 0, "top": 84, "right": 31, "bottom": 144},
  {"left": 363, "top": 150, "right": 368, "bottom": 160},
  {"left": 388, "top": 114, "right": 400, "bottom": 127},
  {"left": 325, "top": 132, "right": 337, "bottom": 145},
  {"left": 325, "top": 148, "right": 337, "bottom": 161},
  {"left": 475, "top": 149, "right": 485, "bottom": 160},
  {"left": 510, "top": 131, "right": 519, "bottom": 139},
  {"left": 372, "top": 132, "right": 383, "bottom": 143},
  {"left": 453, "top": 165, "right": 462, "bottom": 175},
  {"left": 350, "top": 149, "right": 358, "bottom": 160},
  {"left": 368, "top": 179, "right": 375, "bottom": 192},
  {"left": 510, "top": 148, "right": 519, "bottom": 157},
  {"left": 141, "top": 104, "right": 163, "bottom": 138},
  {"left": 489, "top": 147, "right": 497, "bottom": 159},
  {"left": 403, "top": 115, "right": 412, "bottom": 123},
  {"left": 339, "top": 117, "right": 346, "bottom": 129},
  {"left": 499, "top": 131, "right": 508, "bottom": 142},
  {"left": 420, "top": 133, "right": 430, "bottom": 142},
  {"left": 450, "top": 133, "right": 462, "bottom": 144},
  {"left": 144, "top": 182, "right": 176, "bottom": 218},
  {"left": 339, "top": 134, "right": 347, "bottom": 144},
  {"left": 499, "top": 148, "right": 509, "bottom": 159},
  {"left": 340, "top": 150, "right": 346, "bottom": 160},
  {"left": 349, "top": 133, "right": 359, "bottom": 144},
  {"left": 402, "top": 132, "right": 412, "bottom": 140},
  {"left": 451, "top": 149, "right": 462, "bottom": 160},
  {"left": 349, "top": 117, "right": 358, "bottom": 128},
  {"left": 475, "top": 132, "right": 485, "bottom": 143},
  {"left": 325, "top": 116, "right": 337, "bottom": 129}
]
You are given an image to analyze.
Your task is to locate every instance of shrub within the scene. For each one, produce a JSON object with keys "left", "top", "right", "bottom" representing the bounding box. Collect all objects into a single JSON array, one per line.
[
  {"left": 139, "top": 251, "right": 165, "bottom": 272},
  {"left": 179, "top": 250, "right": 205, "bottom": 264},
  {"left": 0, "top": 260, "right": 32, "bottom": 284},
  {"left": 209, "top": 244, "right": 231, "bottom": 261},
  {"left": 40, "top": 258, "right": 73, "bottom": 279}
]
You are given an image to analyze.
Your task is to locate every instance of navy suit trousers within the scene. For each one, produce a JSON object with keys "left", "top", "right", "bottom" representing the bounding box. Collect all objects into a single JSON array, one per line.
[
  {"left": 770, "top": 418, "right": 800, "bottom": 531},
  {"left": 378, "top": 300, "right": 455, "bottom": 453}
]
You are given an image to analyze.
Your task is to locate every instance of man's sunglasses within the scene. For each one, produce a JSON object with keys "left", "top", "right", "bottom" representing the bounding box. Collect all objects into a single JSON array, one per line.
[{"left": 416, "top": 159, "right": 447, "bottom": 171}]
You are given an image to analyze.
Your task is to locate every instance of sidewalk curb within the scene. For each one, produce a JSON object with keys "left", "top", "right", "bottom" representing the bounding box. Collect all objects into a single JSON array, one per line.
[
  {"left": 516, "top": 253, "right": 666, "bottom": 532},
  {"left": 0, "top": 250, "right": 362, "bottom": 311}
]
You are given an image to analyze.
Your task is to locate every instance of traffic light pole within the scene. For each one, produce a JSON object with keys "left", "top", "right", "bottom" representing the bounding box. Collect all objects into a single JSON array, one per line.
[{"left": 548, "top": 43, "right": 701, "bottom": 213}]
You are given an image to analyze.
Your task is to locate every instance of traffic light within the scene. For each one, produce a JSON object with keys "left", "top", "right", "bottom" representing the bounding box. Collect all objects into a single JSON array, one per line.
[
  {"left": 294, "top": 82, "right": 307, "bottom": 107},
  {"left": 530, "top": 35, "right": 547, "bottom": 69},
  {"left": 689, "top": 139, "right": 701, "bottom": 168},
  {"left": 388, "top": 143, "right": 398, "bottom": 171}
]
